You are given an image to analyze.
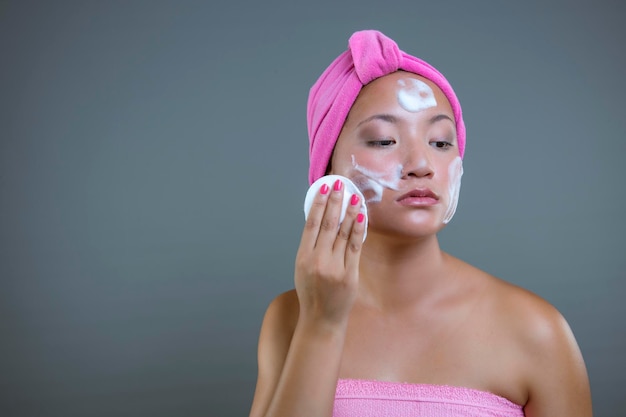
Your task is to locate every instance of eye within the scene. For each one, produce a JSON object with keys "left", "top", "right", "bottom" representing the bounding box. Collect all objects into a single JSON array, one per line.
[
  {"left": 368, "top": 138, "right": 396, "bottom": 147},
  {"left": 430, "top": 140, "right": 453, "bottom": 149}
]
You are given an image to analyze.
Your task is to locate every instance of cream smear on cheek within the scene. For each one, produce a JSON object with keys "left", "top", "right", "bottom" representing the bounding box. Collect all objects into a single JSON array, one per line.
[
  {"left": 397, "top": 78, "right": 437, "bottom": 112},
  {"left": 350, "top": 155, "right": 402, "bottom": 203},
  {"left": 443, "top": 156, "right": 463, "bottom": 224}
]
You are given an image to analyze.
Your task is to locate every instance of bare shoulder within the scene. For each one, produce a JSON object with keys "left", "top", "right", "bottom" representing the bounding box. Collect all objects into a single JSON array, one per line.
[
  {"left": 258, "top": 289, "right": 300, "bottom": 366},
  {"left": 263, "top": 289, "right": 300, "bottom": 334},
  {"left": 249, "top": 290, "right": 299, "bottom": 417},
  {"left": 450, "top": 256, "right": 571, "bottom": 341},
  {"left": 452, "top": 257, "right": 592, "bottom": 416},
  {"left": 471, "top": 263, "right": 575, "bottom": 355}
]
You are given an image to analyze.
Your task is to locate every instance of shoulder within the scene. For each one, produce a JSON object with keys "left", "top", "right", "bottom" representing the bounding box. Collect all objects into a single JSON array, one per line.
[
  {"left": 451, "top": 256, "right": 570, "bottom": 342},
  {"left": 455, "top": 258, "right": 592, "bottom": 415},
  {"left": 249, "top": 290, "right": 300, "bottom": 417},
  {"left": 475, "top": 266, "right": 575, "bottom": 357},
  {"left": 259, "top": 289, "right": 300, "bottom": 351},
  {"left": 461, "top": 259, "right": 579, "bottom": 358},
  {"left": 494, "top": 282, "right": 591, "bottom": 415},
  {"left": 264, "top": 289, "right": 299, "bottom": 330}
]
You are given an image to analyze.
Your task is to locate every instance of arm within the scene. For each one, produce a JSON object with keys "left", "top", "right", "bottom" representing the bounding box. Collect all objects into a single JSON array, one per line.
[
  {"left": 249, "top": 179, "right": 366, "bottom": 417},
  {"left": 523, "top": 305, "right": 592, "bottom": 417},
  {"left": 248, "top": 293, "right": 348, "bottom": 417}
]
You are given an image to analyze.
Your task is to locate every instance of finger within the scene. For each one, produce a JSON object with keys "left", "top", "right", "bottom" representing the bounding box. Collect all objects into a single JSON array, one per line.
[
  {"left": 314, "top": 178, "right": 346, "bottom": 249},
  {"left": 299, "top": 182, "right": 330, "bottom": 252},
  {"left": 344, "top": 212, "right": 366, "bottom": 271},
  {"left": 333, "top": 193, "right": 362, "bottom": 255}
]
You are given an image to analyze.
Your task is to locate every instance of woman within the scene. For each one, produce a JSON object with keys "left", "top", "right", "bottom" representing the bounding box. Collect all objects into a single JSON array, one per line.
[{"left": 249, "top": 30, "right": 592, "bottom": 417}]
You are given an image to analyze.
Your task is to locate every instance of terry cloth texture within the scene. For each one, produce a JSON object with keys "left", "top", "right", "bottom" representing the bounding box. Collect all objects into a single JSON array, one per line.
[{"left": 334, "top": 379, "right": 524, "bottom": 417}]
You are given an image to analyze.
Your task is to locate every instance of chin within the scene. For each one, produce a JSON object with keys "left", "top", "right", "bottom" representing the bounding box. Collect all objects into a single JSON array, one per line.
[
  {"left": 365, "top": 204, "right": 448, "bottom": 237},
  {"left": 368, "top": 219, "right": 445, "bottom": 240}
]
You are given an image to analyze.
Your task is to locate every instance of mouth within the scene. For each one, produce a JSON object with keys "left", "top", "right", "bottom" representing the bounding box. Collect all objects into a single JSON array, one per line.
[{"left": 396, "top": 188, "right": 439, "bottom": 206}]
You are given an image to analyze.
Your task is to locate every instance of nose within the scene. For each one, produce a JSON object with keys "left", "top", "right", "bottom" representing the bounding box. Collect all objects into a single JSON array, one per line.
[{"left": 401, "top": 142, "right": 434, "bottom": 179}]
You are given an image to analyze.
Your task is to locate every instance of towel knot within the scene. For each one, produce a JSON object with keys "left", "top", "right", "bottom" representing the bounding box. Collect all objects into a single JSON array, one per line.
[{"left": 350, "top": 30, "right": 402, "bottom": 85}]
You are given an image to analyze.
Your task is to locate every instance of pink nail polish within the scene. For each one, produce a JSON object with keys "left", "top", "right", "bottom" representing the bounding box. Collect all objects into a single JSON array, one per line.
[
  {"left": 357, "top": 213, "right": 365, "bottom": 223},
  {"left": 333, "top": 179, "right": 343, "bottom": 191},
  {"left": 350, "top": 194, "right": 359, "bottom": 206},
  {"left": 320, "top": 184, "right": 329, "bottom": 195}
]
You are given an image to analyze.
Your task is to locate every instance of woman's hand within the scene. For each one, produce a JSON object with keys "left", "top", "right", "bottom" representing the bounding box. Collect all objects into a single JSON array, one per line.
[{"left": 294, "top": 178, "right": 366, "bottom": 328}]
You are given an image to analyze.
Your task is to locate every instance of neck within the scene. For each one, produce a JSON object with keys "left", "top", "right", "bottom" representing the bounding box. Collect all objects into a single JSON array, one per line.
[{"left": 357, "top": 232, "right": 451, "bottom": 313}]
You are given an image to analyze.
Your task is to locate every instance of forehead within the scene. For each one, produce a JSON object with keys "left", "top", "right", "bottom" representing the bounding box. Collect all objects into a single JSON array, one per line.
[{"left": 346, "top": 71, "right": 453, "bottom": 121}]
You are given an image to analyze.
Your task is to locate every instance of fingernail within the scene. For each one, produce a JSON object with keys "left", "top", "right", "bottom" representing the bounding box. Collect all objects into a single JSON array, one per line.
[
  {"left": 357, "top": 213, "right": 365, "bottom": 223},
  {"left": 320, "top": 184, "right": 329, "bottom": 195},
  {"left": 350, "top": 194, "right": 359, "bottom": 206},
  {"left": 333, "top": 179, "right": 343, "bottom": 191}
]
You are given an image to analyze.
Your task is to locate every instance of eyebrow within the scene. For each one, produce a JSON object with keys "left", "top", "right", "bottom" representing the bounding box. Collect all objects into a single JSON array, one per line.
[
  {"left": 356, "top": 113, "right": 397, "bottom": 127},
  {"left": 356, "top": 113, "right": 455, "bottom": 128},
  {"left": 429, "top": 114, "right": 455, "bottom": 125}
]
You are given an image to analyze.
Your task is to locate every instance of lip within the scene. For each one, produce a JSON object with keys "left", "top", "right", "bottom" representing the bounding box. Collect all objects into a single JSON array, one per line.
[{"left": 396, "top": 188, "right": 439, "bottom": 206}]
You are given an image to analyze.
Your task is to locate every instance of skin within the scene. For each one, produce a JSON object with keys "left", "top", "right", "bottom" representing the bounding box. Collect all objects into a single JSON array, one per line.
[{"left": 248, "top": 71, "right": 592, "bottom": 417}]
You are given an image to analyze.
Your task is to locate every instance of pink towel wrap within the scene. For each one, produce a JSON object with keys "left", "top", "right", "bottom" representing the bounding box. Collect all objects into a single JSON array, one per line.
[
  {"left": 334, "top": 379, "right": 524, "bottom": 417},
  {"left": 307, "top": 30, "right": 466, "bottom": 185}
]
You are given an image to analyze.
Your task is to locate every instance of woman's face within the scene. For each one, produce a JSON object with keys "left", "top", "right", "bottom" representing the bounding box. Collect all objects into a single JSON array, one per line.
[{"left": 329, "top": 71, "right": 463, "bottom": 237}]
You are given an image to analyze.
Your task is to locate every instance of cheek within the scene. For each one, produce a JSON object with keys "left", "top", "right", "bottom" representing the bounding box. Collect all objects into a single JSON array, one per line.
[
  {"left": 442, "top": 156, "right": 463, "bottom": 224},
  {"left": 347, "top": 153, "right": 404, "bottom": 203},
  {"left": 349, "top": 150, "right": 397, "bottom": 171}
]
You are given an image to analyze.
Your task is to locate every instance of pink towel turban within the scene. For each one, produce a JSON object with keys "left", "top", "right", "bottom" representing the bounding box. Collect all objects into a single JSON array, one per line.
[{"left": 307, "top": 30, "right": 466, "bottom": 185}]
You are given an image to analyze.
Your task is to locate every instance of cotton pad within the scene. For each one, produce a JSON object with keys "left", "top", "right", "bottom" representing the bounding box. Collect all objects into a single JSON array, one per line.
[{"left": 303, "top": 174, "right": 368, "bottom": 242}]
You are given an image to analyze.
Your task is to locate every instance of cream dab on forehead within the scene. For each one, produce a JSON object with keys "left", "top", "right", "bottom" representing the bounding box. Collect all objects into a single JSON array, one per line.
[{"left": 397, "top": 78, "right": 437, "bottom": 113}]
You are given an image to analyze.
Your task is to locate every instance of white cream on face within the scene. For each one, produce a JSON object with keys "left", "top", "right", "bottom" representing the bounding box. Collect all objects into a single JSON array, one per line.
[
  {"left": 442, "top": 156, "right": 463, "bottom": 224},
  {"left": 349, "top": 155, "right": 462, "bottom": 224},
  {"left": 397, "top": 78, "right": 437, "bottom": 113},
  {"left": 350, "top": 155, "right": 402, "bottom": 203}
]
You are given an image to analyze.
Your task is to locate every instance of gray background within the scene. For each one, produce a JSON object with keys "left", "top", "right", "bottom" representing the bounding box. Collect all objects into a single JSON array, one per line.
[{"left": 1, "top": 1, "right": 624, "bottom": 416}]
